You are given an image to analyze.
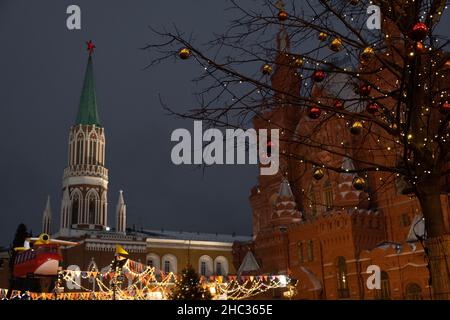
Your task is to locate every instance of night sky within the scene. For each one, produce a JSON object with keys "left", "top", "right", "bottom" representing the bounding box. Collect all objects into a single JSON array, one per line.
[{"left": 0, "top": 0, "right": 257, "bottom": 245}]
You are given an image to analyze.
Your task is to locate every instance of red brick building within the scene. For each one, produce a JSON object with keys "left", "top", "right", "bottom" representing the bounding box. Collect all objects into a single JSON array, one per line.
[{"left": 236, "top": 24, "right": 450, "bottom": 300}]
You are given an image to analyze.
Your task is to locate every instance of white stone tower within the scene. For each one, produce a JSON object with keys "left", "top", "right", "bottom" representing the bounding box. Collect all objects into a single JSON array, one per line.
[{"left": 60, "top": 45, "right": 109, "bottom": 234}]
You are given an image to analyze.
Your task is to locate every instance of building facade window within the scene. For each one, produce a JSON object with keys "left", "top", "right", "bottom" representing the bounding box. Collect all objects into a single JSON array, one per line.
[
  {"left": 307, "top": 240, "right": 314, "bottom": 261},
  {"left": 216, "top": 262, "right": 222, "bottom": 276},
  {"left": 200, "top": 261, "right": 207, "bottom": 276},
  {"left": 323, "top": 181, "right": 333, "bottom": 211},
  {"left": 161, "top": 254, "right": 177, "bottom": 274},
  {"left": 297, "top": 241, "right": 304, "bottom": 263},
  {"left": 214, "top": 256, "right": 229, "bottom": 276},
  {"left": 198, "top": 255, "right": 213, "bottom": 277},
  {"left": 375, "top": 271, "right": 391, "bottom": 300},
  {"left": 146, "top": 253, "right": 160, "bottom": 271},
  {"left": 336, "top": 256, "right": 349, "bottom": 298},
  {"left": 405, "top": 283, "right": 422, "bottom": 300},
  {"left": 164, "top": 260, "right": 170, "bottom": 273}
]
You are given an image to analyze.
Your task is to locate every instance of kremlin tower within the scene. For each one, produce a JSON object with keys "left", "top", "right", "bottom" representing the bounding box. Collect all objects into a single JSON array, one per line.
[{"left": 59, "top": 44, "right": 109, "bottom": 235}]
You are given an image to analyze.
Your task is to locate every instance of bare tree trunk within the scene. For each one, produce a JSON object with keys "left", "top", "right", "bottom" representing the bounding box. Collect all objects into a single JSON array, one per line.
[{"left": 419, "top": 186, "right": 450, "bottom": 299}]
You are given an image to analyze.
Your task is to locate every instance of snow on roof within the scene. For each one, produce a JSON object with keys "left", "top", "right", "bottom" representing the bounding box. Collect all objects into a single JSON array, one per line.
[
  {"left": 278, "top": 178, "right": 294, "bottom": 198},
  {"left": 237, "top": 251, "right": 261, "bottom": 275},
  {"left": 407, "top": 214, "right": 426, "bottom": 242},
  {"left": 300, "top": 266, "right": 322, "bottom": 291},
  {"left": 141, "top": 229, "right": 252, "bottom": 243}
]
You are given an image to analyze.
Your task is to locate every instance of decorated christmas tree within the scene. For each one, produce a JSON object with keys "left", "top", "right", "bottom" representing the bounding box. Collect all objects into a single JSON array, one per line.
[{"left": 169, "top": 265, "right": 211, "bottom": 300}]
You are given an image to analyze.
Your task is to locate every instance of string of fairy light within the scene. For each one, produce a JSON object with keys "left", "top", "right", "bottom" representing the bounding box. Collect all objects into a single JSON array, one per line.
[
  {"left": 175, "top": 0, "right": 450, "bottom": 214},
  {"left": 1, "top": 257, "right": 293, "bottom": 300}
]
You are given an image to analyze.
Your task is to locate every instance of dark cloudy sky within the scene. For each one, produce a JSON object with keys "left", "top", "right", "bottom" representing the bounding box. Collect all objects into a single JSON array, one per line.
[{"left": 0, "top": 0, "right": 258, "bottom": 245}]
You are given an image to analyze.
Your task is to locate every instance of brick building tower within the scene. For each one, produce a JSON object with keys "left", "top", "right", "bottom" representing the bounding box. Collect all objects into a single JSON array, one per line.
[{"left": 238, "top": 20, "right": 450, "bottom": 300}]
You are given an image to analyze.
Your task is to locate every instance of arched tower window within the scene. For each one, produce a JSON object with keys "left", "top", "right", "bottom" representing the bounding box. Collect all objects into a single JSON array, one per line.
[
  {"left": 405, "top": 283, "right": 422, "bottom": 300},
  {"left": 375, "top": 271, "right": 391, "bottom": 300},
  {"left": 71, "top": 193, "right": 80, "bottom": 225},
  {"left": 336, "top": 256, "right": 349, "bottom": 298},
  {"left": 323, "top": 181, "right": 333, "bottom": 211},
  {"left": 87, "top": 192, "right": 97, "bottom": 225},
  {"left": 76, "top": 133, "right": 84, "bottom": 165},
  {"left": 89, "top": 133, "right": 97, "bottom": 165}
]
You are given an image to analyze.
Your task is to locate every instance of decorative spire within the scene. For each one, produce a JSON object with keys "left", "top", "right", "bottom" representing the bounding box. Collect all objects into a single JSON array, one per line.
[
  {"left": 273, "top": 178, "right": 302, "bottom": 222},
  {"left": 275, "top": 0, "right": 285, "bottom": 11},
  {"left": 86, "top": 40, "right": 95, "bottom": 56},
  {"left": 75, "top": 41, "right": 101, "bottom": 126},
  {"left": 116, "top": 190, "right": 127, "bottom": 234},
  {"left": 340, "top": 155, "right": 357, "bottom": 179},
  {"left": 42, "top": 195, "right": 52, "bottom": 234},
  {"left": 278, "top": 177, "right": 294, "bottom": 199},
  {"left": 275, "top": 0, "right": 289, "bottom": 52}
]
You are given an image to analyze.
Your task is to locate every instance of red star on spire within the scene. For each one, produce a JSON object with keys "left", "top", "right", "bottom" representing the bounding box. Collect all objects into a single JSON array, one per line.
[{"left": 86, "top": 40, "right": 95, "bottom": 56}]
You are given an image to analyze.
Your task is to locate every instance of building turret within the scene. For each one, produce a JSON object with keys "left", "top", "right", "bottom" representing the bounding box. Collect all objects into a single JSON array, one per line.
[
  {"left": 60, "top": 42, "right": 109, "bottom": 234},
  {"left": 42, "top": 195, "right": 52, "bottom": 234},
  {"left": 116, "top": 190, "right": 127, "bottom": 234}
]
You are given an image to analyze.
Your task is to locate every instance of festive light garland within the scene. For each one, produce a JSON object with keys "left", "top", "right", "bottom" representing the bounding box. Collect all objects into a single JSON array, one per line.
[{"left": 0, "top": 258, "right": 294, "bottom": 300}]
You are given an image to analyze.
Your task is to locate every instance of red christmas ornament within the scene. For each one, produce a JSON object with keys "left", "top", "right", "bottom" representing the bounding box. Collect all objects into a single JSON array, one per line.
[
  {"left": 86, "top": 40, "right": 95, "bottom": 55},
  {"left": 409, "top": 22, "right": 428, "bottom": 42},
  {"left": 312, "top": 70, "right": 326, "bottom": 82},
  {"left": 359, "top": 84, "right": 372, "bottom": 97},
  {"left": 439, "top": 101, "right": 450, "bottom": 114},
  {"left": 308, "top": 107, "right": 321, "bottom": 119},
  {"left": 334, "top": 100, "right": 344, "bottom": 110},
  {"left": 366, "top": 102, "right": 379, "bottom": 114}
]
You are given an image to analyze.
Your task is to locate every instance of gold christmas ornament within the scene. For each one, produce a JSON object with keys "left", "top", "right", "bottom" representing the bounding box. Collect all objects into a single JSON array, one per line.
[
  {"left": 178, "top": 48, "right": 191, "bottom": 60},
  {"left": 262, "top": 64, "right": 273, "bottom": 75},
  {"left": 360, "top": 47, "right": 375, "bottom": 63},
  {"left": 330, "top": 38, "right": 343, "bottom": 52},
  {"left": 292, "top": 57, "right": 304, "bottom": 68},
  {"left": 352, "top": 176, "right": 366, "bottom": 190},
  {"left": 350, "top": 121, "right": 363, "bottom": 135},
  {"left": 313, "top": 168, "right": 324, "bottom": 180},
  {"left": 407, "top": 133, "right": 413, "bottom": 142},
  {"left": 318, "top": 32, "right": 328, "bottom": 42}
]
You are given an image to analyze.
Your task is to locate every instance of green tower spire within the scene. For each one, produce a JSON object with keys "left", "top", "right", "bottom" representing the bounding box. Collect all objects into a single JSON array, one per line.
[{"left": 76, "top": 55, "right": 101, "bottom": 126}]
